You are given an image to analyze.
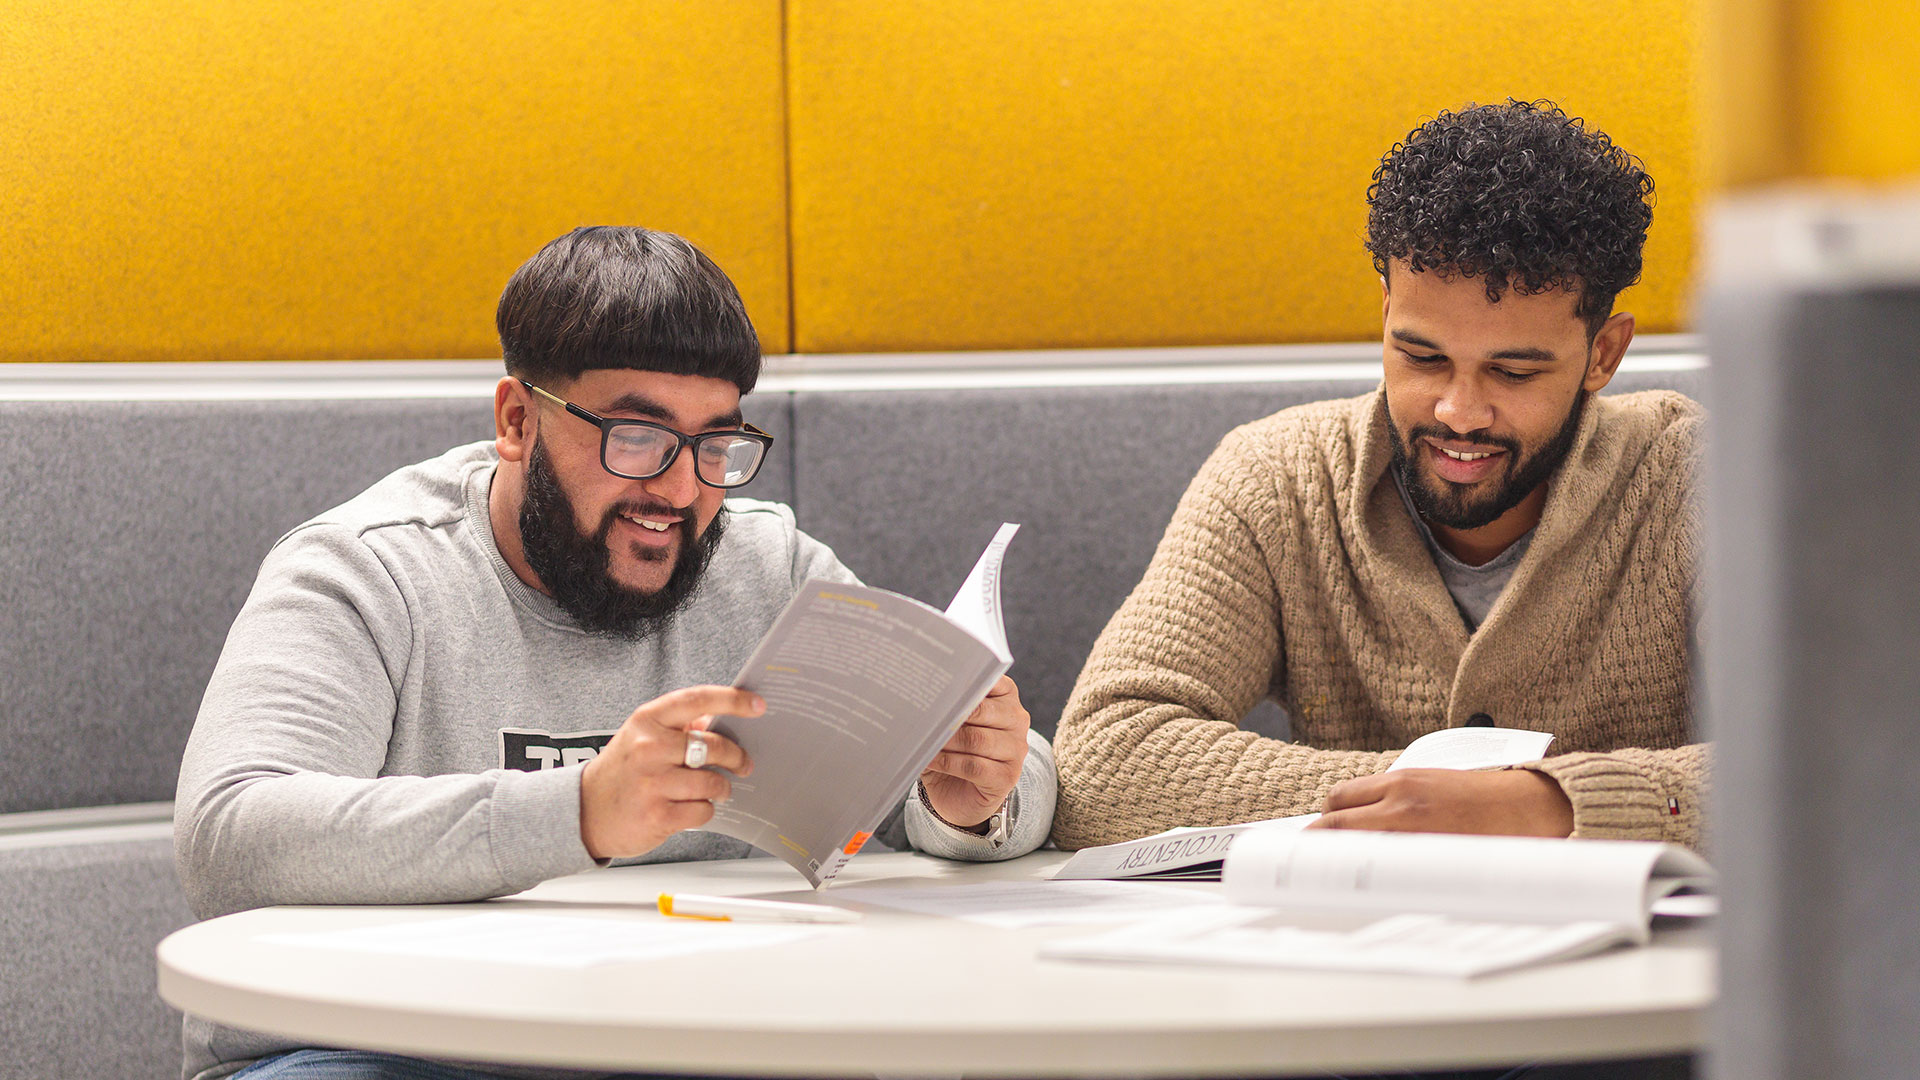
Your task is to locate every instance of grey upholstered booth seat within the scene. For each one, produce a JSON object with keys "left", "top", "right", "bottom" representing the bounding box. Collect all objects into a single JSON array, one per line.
[
  {"left": 0, "top": 357, "right": 1701, "bottom": 1079},
  {"left": 0, "top": 828, "right": 193, "bottom": 1078}
]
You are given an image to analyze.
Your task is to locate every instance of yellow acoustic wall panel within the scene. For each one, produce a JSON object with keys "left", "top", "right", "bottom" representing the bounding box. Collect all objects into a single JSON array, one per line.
[
  {"left": 787, "top": 1, "right": 1700, "bottom": 352},
  {"left": 0, "top": 1, "right": 789, "bottom": 361},
  {"left": 1706, "top": 0, "right": 1920, "bottom": 187}
]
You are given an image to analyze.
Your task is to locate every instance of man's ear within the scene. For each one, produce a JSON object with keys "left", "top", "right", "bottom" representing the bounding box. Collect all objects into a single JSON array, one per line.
[
  {"left": 1582, "top": 312, "right": 1636, "bottom": 393},
  {"left": 495, "top": 377, "right": 535, "bottom": 463},
  {"left": 1380, "top": 275, "right": 1391, "bottom": 323}
]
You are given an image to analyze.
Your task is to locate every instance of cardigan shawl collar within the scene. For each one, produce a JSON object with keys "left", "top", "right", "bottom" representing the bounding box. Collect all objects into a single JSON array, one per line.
[{"left": 1302, "top": 387, "right": 1701, "bottom": 745}]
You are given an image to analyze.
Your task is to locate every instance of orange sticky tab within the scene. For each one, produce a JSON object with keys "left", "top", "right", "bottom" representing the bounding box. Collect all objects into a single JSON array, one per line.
[{"left": 842, "top": 831, "right": 872, "bottom": 856}]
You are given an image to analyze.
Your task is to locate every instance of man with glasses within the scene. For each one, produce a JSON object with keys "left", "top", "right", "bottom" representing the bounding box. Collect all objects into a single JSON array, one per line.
[{"left": 175, "top": 226, "right": 1057, "bottom": 1080}]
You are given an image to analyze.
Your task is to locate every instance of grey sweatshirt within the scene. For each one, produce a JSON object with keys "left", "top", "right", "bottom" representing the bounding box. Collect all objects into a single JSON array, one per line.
[{"left": 174, "top": 442, "right": 1056, "bottom": 1080}]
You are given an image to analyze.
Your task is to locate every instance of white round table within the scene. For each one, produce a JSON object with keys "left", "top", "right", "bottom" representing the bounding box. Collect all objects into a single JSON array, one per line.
[{"left": 158, "top": 850, "right": 1712, "bottom": 1076}]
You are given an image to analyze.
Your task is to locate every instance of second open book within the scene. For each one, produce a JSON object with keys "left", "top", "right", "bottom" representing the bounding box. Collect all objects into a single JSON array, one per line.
[
  {"left": 1044, "top": 827, "right": 1713, "bottom": 977},
  {"left": 1044, "top": 726, "right": 1713, "bottom": 977}
]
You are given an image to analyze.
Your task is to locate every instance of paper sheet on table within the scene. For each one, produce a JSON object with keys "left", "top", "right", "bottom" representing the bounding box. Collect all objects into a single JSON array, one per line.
[
  {"left": 260, "top": 912, "right": 825, "bottom": 968},
  {"left": 1390, "top": 726, "right": 1556, "bottom": 771},
  {"left": 1043, "top": 906, "right": 1636, "bottom": 978},
  {"left": 835, "top": 880, "right": 1225, "bottom": 928}
]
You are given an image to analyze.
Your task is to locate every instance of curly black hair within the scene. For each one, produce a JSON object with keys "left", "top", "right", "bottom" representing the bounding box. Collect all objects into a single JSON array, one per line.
[{"left": 1365, "top": 100, "right": 1654, "bottom": 337}]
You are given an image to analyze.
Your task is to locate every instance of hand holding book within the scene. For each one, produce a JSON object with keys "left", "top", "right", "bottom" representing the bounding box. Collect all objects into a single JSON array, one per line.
[
  {"left": 577, "top": 685, "right": 763, "bottom": 861},
  {"left": 919, "top": 675, "right": 1029, "bottom": 829}
]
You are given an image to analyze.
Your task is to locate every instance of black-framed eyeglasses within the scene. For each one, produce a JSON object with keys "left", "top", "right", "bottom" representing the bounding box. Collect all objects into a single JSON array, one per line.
[{"left": 519, "top": 379, "right": 773, "bottom": 489}]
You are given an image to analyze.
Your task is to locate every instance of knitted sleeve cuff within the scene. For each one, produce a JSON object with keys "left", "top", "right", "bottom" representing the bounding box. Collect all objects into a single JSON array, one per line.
[{"left": 1514, "top": 753, "right": 1675, "bottom": 843}]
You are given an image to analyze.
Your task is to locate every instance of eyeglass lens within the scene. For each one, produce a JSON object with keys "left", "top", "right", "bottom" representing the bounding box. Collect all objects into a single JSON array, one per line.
[{"left": 604, "top": 424, "right": 765, "bottom": 487}]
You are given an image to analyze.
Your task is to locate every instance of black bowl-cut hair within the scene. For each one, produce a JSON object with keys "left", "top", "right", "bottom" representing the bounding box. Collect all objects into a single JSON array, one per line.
[
  {"left": 1365, "top": 100, "right": 1654, "bottom": 338},
  {"left": 497, "top": 226, "right": 761, "bottom": 393}
]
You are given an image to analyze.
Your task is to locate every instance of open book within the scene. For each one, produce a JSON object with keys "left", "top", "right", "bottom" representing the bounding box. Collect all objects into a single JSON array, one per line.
[
  {"left": 703, "top": 524, "right": 1019, "bottom": 887},
  {"left": 1051, "top": 726, "right": 1556, "bottom": 881},
  {"left": 1044, "top": 829, "right": 1713, "bottom": 977}
]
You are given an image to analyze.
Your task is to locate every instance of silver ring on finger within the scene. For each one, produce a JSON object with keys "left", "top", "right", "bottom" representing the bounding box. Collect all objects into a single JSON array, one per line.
[{"left": 683, "top": 730, "right": 710, "bottom": 770}]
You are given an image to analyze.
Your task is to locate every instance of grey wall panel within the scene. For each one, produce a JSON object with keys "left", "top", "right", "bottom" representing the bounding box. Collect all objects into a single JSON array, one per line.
[
  {"left": 0, "top": 371, "right": 1681, "bottom": 813},
  {"left": 0, "top": 392, "right": 784, "bottom": 815},
  {"left": 1703, "top": 284, "right": 1920, "bottom": 1080},
  {"left": 1609, "top": 367, "right": 1706, "bottom": 400},
  {"left": 789, "top": 372, "right": 1702, "bottom": 739},
  {"left": 789, "top": 380, "right": 1379, "bottom": 737},
  {"left": 0, "top": 395, "right": 790, "bottom": 816},
  {"left": 0, "top": 838, "right": 194, "bottom": 1079},
  {"left": 0, "top": 399, "right": 496, "bottom": 813}
]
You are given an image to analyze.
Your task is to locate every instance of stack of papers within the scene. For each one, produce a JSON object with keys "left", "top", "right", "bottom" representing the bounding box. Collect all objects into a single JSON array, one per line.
[{"left": 1041, "top": 907, "right": 1639, "bottom": 978}]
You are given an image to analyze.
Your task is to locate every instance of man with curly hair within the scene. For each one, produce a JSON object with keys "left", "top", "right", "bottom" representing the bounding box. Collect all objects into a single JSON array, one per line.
[{"left": 1052, "top": 100, "right": 1707, "bottom": 858}]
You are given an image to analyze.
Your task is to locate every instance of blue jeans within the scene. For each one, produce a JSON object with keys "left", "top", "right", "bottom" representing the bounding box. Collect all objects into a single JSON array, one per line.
[
  {"left": 1336, "top": 1060, "right": 1528, "bottom": 1068},
  {"left": 1332, "top": 1057, "right": 1692, "bottom": 1080},
  {"left": 236, "top": 1048, "right": 1691, "bottom": 1080},
  {"left": 232, "top": 1049, "right": 664, "bottom": 1080}
]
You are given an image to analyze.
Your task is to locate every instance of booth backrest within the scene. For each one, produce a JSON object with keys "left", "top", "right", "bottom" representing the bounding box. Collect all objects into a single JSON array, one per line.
[
  {"left": 0, "top": 398, "right": 792, "bottom": 817},
  {"left": 2, "top": 367, "right": 1704, "bottom": 816},
  {"left": 796, "top": 366, "right": 1705, "bottom": 741}
]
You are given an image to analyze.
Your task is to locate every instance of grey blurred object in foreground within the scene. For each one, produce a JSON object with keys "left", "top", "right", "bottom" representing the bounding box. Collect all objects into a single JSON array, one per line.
[{"left": 1702, "top": 191, "right": 1920, "bottom": 1080}]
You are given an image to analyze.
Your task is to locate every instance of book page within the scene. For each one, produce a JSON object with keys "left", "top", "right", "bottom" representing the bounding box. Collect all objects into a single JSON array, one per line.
[
  {"left": 942, "top": 523, "right": 1019, "bottom": 662},
  {"left": 1223, "top": 830, "right": 1711, "bottom": 941},
  {"left": 1042, "top": 906, "right": 1635, "bottom": 978},
  {"left": 1388, "top": 727, "right": 1554, "bottom": 771},
  {"left": 710, "top": 580, "right": 1008, "bottom": 886}
]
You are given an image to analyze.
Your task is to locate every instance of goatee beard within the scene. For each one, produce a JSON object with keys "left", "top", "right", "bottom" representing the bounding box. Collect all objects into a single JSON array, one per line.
[
  {"left": 517, "top": 438, "right": 727, "bottom": 639},
  {"left": 1388, "top": 390, "right": 1588, "bottom": 532}
]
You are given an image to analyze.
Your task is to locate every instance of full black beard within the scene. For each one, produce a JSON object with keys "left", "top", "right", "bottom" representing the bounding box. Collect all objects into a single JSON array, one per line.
[
  {"left": 517, "top": 438, "right": 727, "bottom": 639},
  {"left": 1388, "top": 390, "right": 1588, "bottom": 531}
]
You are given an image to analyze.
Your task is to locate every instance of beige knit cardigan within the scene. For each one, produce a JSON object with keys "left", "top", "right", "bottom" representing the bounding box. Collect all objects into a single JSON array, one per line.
[{"left": 1051, "top": 389, "right": 1708, "bottom": 851}]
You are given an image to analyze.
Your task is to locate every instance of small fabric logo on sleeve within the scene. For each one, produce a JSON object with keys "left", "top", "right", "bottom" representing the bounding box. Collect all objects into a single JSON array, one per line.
[{"left": 499, "top": 728, "right": 618, "bottom": 771}]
